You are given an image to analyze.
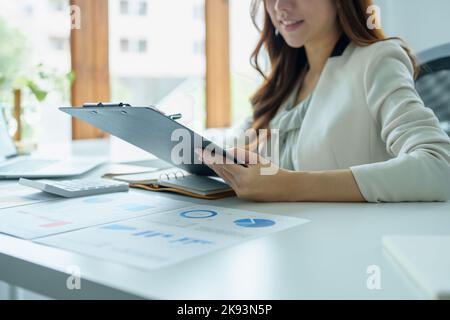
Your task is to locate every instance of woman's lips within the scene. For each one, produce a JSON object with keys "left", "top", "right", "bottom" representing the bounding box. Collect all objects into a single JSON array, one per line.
[{"left": 280, "top": 20, "right": 305, "bottom": 32}]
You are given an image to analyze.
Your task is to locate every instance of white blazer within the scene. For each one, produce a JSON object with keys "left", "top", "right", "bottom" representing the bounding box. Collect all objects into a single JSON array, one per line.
[{"left": 236, "top": 37, "right": 450, "bottom": 203}]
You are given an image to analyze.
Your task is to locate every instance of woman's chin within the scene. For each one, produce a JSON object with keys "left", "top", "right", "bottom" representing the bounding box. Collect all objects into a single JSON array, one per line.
[{"left": 283, "top": 37, "right": 306, "bottom": 49}]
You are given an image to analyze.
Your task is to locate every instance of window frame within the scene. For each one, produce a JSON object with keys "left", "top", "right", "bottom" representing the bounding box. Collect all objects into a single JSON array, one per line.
[
  {"left": 70, "top": 0, "right": 231, "bottom": 139},
  {"left": 70, "top": 0, "right": 110, "bottom": 139}
]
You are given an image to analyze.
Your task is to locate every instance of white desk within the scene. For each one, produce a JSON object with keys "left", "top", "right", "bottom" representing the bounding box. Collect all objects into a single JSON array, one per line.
[{"left": 1, "top": 140, "right": 449, "bottom": 299}]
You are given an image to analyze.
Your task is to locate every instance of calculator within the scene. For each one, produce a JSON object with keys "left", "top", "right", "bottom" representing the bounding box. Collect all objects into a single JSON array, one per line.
[{"left": 19, "top": 178, "right": 129, "bottom": 198}]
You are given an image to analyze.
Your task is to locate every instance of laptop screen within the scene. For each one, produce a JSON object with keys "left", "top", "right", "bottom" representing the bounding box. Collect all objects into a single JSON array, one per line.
[{"left": 0, "top": 109, "right": 17, "bottom": 159}]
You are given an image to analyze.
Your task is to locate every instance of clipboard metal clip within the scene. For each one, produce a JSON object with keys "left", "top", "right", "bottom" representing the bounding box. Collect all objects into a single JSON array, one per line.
[
  {"left": 83, "top": 102, "right": 131, "bottom": 108},
  {"left": 81, "top": 102, "right": 182, "bottom": 120}
]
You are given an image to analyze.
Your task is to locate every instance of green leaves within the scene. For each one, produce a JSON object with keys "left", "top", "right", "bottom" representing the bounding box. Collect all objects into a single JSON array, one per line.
[
  {"left": 66, "top": 70, "right": 76, "bottom": 85},
  {"left": 13, "top": 72, "right": 48, "bottom": 103},
  {"left": 0, "top": 17, "right": 28, "bottom": 91},
  {"left": 0, "top": 72, "right": 5, "bottom": 87},
  {"left": 0, "top": 17, "right": 74, "bottom": 104},
  {"left": 10, "top": 62, "right": 75, "bottom": 104},
  {"left": 26, "top": 80, "right": 48, "bottom": 102}
]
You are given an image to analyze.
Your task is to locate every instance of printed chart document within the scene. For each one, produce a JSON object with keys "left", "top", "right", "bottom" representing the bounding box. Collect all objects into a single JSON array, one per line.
[
  {"left": 37, "top": 205, "right": 309, "bottom": 271},
  {"left": 0, "top": 192, "right": 191, "bottom": 239},
  {"left": 0, "top": 184, "right": 58, "bottom": 209}
]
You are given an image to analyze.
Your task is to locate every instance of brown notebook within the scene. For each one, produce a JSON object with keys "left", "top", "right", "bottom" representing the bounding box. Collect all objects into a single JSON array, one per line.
[{"left": 102, "top": 168, "right": 235, "bottom": 200}]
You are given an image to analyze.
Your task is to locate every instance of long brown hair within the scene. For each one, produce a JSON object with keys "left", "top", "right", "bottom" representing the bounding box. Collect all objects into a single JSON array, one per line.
[{"left": 249, "top": 0, "right": 419, "bottom": 131}]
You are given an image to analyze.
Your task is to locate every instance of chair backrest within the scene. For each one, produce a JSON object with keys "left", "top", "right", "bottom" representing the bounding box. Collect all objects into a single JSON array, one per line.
[{"left": 415, "top": 43, "right": 450, "bottom": 136}]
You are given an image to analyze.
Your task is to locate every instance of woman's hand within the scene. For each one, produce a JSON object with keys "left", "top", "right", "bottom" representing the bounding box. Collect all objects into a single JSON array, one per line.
[
  {"left": 195, "top": 147, "right": 365, "bottom": 203},
  {"left": 195, "top": 148, "right": 288, "bottom": 202}
]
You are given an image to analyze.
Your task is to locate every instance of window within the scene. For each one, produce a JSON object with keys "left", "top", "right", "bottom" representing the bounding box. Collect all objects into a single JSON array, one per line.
[
  {"left": 120, "top": 38, "right": 130, "bottom": 52},
  {"left": 109, "top": 0, "right": 206, "bottom": 132},
  {"left": 138, "top": 39, "right": 147, "bottom": 53},
  {"left": 138, "top": 1, "right": 147, "bottom": 16},
  {"left": 120, "top": 38, "right": 148, "bottom": 53},
  {"left": 193, "top": 41, "right": 204, "bottom": 55},
  {"left": 23, "top": 3, "right": 34, "bottom": 15},
  {"left": 49, "top": 36, "right": 68, "bottom": 51},
  {"left": 0, "top": 0, "right": 72, "bottom": 144},
  {"left": 120, "top": 0, "right": 148, "bottom": 16},
  {"left": 120, "top": 0, "right": 129, "bottom": 14},
  {"left": 193, "top": 3, "right": 204, "bottom": 20},
  {"left": 49, "top": 0, "right": 66, "bottom": 12},
  {"left": 229, "top": 0, "right": 262, "bottom": 125}
]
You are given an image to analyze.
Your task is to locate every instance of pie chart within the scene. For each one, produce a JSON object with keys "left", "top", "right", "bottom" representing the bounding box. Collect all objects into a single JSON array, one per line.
[
  {"left": 180, "top": 209, "right": 218, "bottom": 219},
  {"left": 234, "top": 218, "right": 276, "bottom": 228}
]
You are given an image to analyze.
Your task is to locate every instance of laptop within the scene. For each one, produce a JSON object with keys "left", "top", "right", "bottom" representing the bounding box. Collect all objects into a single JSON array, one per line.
[{"left": 0, "top": 110, "right": 104, "bottom": 179}]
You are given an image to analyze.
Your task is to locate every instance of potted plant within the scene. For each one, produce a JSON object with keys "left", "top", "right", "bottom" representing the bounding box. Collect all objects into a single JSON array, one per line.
[
  {"left": 0, "top": 17, "right": 74, "bottom": 152},
  {"left": 11, "top": 64, "right": 75, "bottom": 149}
]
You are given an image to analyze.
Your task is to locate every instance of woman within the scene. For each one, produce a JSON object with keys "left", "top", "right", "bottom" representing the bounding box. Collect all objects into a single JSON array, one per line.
[{"left": 198, "top": 0, "right": 450, "bottom": 203}]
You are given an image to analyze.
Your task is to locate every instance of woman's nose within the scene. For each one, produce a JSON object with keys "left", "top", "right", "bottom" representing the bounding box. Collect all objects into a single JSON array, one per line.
[{"left": 274, "top": 0, "right": 293, "bottom": 14}]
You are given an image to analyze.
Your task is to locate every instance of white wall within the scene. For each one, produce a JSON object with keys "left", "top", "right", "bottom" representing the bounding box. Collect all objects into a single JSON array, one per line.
[{"left": 376, "top": 0, "right": 450, "bottom": 53}]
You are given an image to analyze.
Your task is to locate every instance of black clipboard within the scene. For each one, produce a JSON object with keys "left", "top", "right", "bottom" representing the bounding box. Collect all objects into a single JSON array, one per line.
[{"left": 59, "top": 104, "right": 242, "bottom": 176}]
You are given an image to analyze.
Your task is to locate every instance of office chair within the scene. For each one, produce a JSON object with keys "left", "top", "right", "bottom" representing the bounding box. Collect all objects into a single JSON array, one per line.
[{"left": 415, "top": 43, "right": 450, "bottom": 136}]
